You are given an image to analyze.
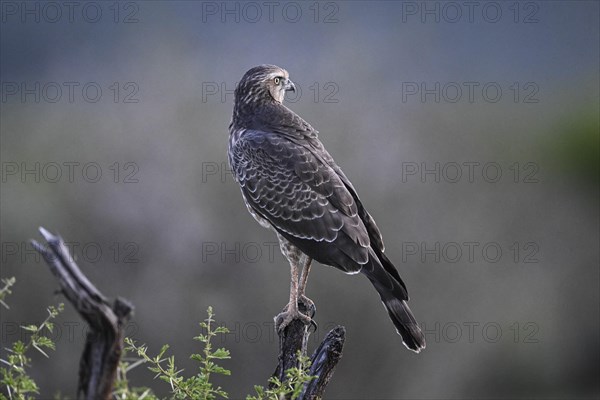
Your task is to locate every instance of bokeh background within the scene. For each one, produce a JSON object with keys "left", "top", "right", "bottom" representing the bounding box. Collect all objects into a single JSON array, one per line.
[{"left": 1, "top": 1, "right": 598, "bottom": 398}]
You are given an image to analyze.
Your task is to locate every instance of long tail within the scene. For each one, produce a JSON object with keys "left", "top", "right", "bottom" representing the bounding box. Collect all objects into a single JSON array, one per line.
[{"left": 362, "top": 250, "right": 426, "bottom": 353}]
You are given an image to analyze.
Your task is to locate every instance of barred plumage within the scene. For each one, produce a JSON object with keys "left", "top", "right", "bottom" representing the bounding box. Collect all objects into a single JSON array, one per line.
[{"left": 228, "top": 65, "right": 425, "bottom": 352}]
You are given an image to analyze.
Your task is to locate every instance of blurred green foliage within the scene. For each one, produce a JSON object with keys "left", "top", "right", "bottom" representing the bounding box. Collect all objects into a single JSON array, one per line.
[{"left": 547, "top": 106, "right": 600, "bottom": 184}]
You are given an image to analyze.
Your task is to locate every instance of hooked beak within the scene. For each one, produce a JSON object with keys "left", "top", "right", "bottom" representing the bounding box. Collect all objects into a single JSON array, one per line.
[{"left": 285, "top": 79, "right": 296, "bottom": 93}]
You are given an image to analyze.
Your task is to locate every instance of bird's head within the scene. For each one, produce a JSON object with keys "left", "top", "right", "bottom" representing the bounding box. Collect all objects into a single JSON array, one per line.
[{"left": 235, "top": 64, "right": 296, "bottom": 106}]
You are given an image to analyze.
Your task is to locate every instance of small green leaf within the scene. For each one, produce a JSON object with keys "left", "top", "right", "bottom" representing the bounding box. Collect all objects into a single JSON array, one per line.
[
  {"left": 157, "top": 344, "right": 170, "bottom": 358},
  {"left": 34, "top": 336, "right": 55, "bottom": 350},
  {"left": 211, "top": 348, "right": 231, "bottom": 359},
  {"left": 21, "top": 325, "right": 38, "bottom": 333}
]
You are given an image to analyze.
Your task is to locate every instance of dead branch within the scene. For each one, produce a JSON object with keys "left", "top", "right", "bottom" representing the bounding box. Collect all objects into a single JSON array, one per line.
[
  {"left": 271, "top": 303, "right": 346, "bottom": 399},
  {"left": 302, "top": 326, "right": 346, "bottom": 399},
  {"left": 31, "top": 227, "right": 133, "bottom": 400}
]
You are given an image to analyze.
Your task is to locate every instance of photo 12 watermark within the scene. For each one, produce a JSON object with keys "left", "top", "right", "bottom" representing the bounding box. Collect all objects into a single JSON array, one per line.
[
  {"left": 420, "top": 321, "right": 540, "bottom": 344},
  {"left": 216, "top": 319, "right": 342, "bottom": 345},
  {"left": 1, "top": 81, "right": 140, "bottom": 104},
  {"left": 2, "top": 241, "right": 141, "bottom": 265},
  {"left": 1, "top": 161, "right": 140, "bottom": 184},
  {"left": 200, "top": 1, "right": 339, "bottom": 24},
  {"left": 399, "top": 1, "right": 540, "bottom": 24},
  {"left": 201, "top": 81, "right": 340, "bottom": 104},
  {"left": 0, "top": 1, "right": 140, "bottom": 24},
  {"left": 400, "top": 81, "right": 540, "bottom": 104},
  {"left": 201, "top": 241, "right": 280, "bottom": 264},
  {"left": 399, "top": 161, "right": 540, "bottom": 184},
  {"left": 201, "top": 161, "right": 233, "bottom": 184},
  {"left": 401, "top": 241, "right": 540, "bottom": 264},
  {"left": 1, "top": 320, "right": 140, "bottom": 345}
]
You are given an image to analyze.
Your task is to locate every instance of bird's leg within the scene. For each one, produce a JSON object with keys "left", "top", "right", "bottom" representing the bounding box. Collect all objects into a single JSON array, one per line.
[
  {"left": 275, "top": 260, "right": 312, "bottom": 332},
  {"left": 297, "top": 256, "right": 315, "bottom": 318},
  {"left": 274, "top": 233, "right": 315, "bottom": 331},
  {"left": 298, "top": 255, "right": 311, "bottom": 296}
]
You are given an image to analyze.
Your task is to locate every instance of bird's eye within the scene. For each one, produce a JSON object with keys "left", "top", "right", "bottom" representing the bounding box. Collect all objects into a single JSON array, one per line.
[{"left": 274, "top": 77, "right": 281, "bottom": 85}]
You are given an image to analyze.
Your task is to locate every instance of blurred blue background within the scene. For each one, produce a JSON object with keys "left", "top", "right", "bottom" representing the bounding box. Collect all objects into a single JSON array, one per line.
[{"left": 1, "top": 1, "right": 598, "bottom": 398}]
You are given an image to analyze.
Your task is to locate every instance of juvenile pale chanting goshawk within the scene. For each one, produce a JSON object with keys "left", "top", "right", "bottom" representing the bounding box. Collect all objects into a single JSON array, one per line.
[{"left": 228, "top": 65, "right": 425, "bottom": 352}]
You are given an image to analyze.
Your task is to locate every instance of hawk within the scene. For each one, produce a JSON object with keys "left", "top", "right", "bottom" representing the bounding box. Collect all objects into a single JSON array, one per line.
[{"left": 228, "top": 65, "right": 425, "bottom": 352}]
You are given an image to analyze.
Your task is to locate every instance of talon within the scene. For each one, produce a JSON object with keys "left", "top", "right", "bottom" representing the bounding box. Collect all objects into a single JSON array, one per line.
[{"left": 308, "top": 318, "right": 318, "bottom": 333}]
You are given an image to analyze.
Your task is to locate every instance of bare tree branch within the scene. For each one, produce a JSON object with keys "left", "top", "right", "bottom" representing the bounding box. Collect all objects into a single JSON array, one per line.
[
  {"left": 302, "top": 326, "right": 346, "bottom": 399},
  {"left": 271, "top": 303, "right": 346, "bottom": 399},
  {"left": 31, "top": 227, "right": 133, "bottom": 400}
]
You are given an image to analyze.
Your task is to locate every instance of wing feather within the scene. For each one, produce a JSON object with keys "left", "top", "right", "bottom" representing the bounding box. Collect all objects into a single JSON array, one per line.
[{"left": 230, "top": 130, "right": 370, "bottom": 270}]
